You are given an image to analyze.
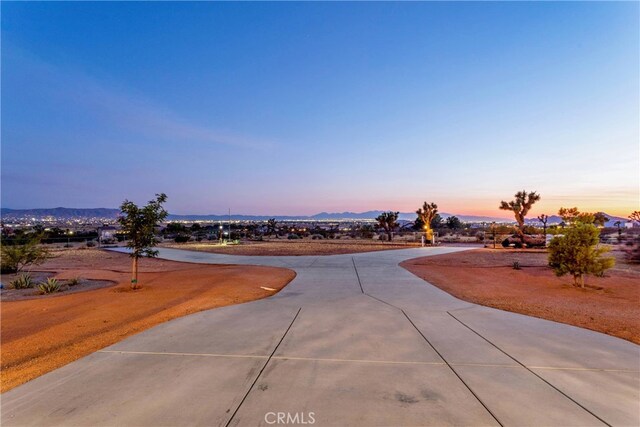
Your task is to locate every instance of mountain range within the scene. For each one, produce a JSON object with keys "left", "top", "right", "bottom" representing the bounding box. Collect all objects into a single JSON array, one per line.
[{"left": 0, "top": 207, "right": 629, "bottom": 226}]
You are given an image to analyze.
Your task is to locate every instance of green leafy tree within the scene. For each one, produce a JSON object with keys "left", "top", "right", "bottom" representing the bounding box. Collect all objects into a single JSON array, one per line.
[
  {"left": 416, "top": 202, "right": 438, "bottom": 241},
  {"left": 558, "top": 207, "right": 580, "bottom": 225},
  {"left": 548, "top": 222, "right": 614, "bottom": 288},
  {"left": 164, "top": 222, "right": 187, "bottom": 234},
  {"left": 446, "top": 216, "right": 462, "bottom": 230},
  {"left": 593, "top": 212, "right": 609, "bottom": 227},
  {"left": 499, "top": 190, "right": 541, "bottom": 238},
  {"left": 118, "top": 193, "right": 168, "bottom": 290},
  {"left": 559, "top": 207, "right": 608, "bottom": 227},
  {"left": 0, "top": 234, "right": 51, "bottom": 274},
  {"left": 376, "top": 211, "right": 399, "bottom": 241}
]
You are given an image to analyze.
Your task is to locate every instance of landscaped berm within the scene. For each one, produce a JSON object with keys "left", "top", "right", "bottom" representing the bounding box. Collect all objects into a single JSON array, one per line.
[
  {"left": 402, "top": 248, "right": 640, "bottom": 344},
  {"left": 0, "top": 249, "right": 295, "bottom": 392}
]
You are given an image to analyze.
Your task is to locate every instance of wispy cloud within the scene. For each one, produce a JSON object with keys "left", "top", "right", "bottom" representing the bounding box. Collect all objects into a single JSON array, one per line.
[{"left": 6, "top": 46, "right": 276, "bottom": 151}]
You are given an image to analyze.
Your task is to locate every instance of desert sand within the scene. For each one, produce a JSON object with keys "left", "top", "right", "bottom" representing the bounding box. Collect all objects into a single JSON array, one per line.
[
  {"left": 1, "top": 249, "right": 295, "bottom": 391},
  {"left": 402, "top": 248, "right": 640, "bottom": 344},
  {"left": 162, "top": 239, "right": 419, "bottom": 256}
]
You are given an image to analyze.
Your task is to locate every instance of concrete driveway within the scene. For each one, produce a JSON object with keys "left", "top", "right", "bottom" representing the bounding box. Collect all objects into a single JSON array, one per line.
[{"left": 2, "top": 247, "right": 638, "bottom": 426}]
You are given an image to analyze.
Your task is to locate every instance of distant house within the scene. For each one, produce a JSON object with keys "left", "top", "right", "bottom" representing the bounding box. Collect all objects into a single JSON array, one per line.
[{"left": 98, "top": 226, "right": 118, "bottom": 243}]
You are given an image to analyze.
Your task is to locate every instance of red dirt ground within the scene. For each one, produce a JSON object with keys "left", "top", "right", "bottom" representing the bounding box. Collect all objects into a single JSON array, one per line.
[
  {"left": 401, "top": 249, "right": 640, "bottom": 344},
  {"left": 0, "top": 249, "right": 295, "bottom": 392}
]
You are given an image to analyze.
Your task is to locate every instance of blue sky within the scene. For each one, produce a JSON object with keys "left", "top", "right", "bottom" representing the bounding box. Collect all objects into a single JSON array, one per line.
[{"left": 2, "top": 2, "right": 638, "bottom": 216}]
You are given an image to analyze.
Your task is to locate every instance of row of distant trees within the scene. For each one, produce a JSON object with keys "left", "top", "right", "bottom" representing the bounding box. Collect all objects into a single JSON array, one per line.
[
  {"left": 2, "top": 192, "right": 639, "bottom": 291},
  {"left": 371, "top": 191, "right": 639, "bottom": 288}
]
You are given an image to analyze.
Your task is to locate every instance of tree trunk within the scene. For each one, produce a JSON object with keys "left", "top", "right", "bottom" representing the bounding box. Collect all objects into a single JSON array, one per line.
[
  {"left": 387, "top": 231, "right": 392, "bottom": 242},
  {"left": 131, "top": 256, "right": 139, "bottom": 290}
]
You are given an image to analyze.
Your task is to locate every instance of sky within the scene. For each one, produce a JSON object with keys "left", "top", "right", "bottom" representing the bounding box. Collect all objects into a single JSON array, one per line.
[{"left": 2, "top": 2, "right": 638, "bottom": 218}]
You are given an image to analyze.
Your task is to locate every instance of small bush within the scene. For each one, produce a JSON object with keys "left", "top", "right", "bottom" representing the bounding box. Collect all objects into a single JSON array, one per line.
[
  {"left": 66, "top": 277, "right": 81, "bottom": 287},
  {"left": 287, "top": 234, "right": 300, "bottom": 240},
  {"left": 86, "top": 241, "right": 96, "bottom": 248},
  {"left": 174, "top": 234, "right": 190, "bottom": 243},
  {"left": 1, "top": 236, "right": 50, "bottom": 274},
  {"left": 311, "top": 234, "right": 324, "bottom": 240},
  {"left": 625, "top": 235, "right": 640, "bottom": 263},
  {"left": 512, "top": 261, "right": 521, "bottom": 270},
  {"left": 548, "top": 222, "right": 615, "bottom": 288},
  {"left": 38, "top": 278, "right": 61, "bottom": 294},
  {"left": 10, "top": 273, "right": 34, "bottom": 289}
]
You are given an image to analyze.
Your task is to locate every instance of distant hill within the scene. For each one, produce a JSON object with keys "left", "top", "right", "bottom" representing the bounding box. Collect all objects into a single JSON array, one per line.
[
  {"left": 525, "top": 213, "right": 629, "bottom": 228},
  {"left": 0, "top": 207, "right": 511, "bottom": 222},
  {"left": 1, "top": 207, "right": 628, "bottom": 226}
]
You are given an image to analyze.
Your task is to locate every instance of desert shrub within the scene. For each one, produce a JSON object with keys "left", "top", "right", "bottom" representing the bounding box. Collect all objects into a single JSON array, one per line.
[
  {"left": 512, "top": 261, "right": 521, "bottom": 270},
  {"left": 625, "top": 235, "right": 640, "bottom": 263},
  {"left": 66, "top": 277, "right": 81, "bottom": 287},
  {"left": 476, "top": 232, "right": 485, "bottom": 242},
  {"left": 1, "top": 235, "right": 50, "bottom": 274},
  {"left": 38, "top": 278, "right": 61, "bottom": 294},
  {"left": 548, "top": 223, "right": 615, "bottom": 288},
  {"left": 287, "top": 234, "right": 300, "bottom": 240},
  {"left": 174, "top": 234, "right": 190, "bottom": 243},
  {"left": 311, "top": 234, "right": 324, "bottom": 240},
  {"left": 86, "top": 240, "right": 96, "bottom": 248},
  {"left": 10, "top": 273, "right": 34, "bottom": 289}
]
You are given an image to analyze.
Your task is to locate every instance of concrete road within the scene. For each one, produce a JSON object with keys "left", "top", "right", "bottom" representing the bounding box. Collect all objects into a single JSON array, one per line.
[{"left": 2, "top": 247, "right": 638, "bottom": 426}]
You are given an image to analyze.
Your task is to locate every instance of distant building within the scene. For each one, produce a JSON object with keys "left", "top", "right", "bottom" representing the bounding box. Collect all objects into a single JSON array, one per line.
[{"left": 98, "top": 226, "right": 118, "bottom": 243}]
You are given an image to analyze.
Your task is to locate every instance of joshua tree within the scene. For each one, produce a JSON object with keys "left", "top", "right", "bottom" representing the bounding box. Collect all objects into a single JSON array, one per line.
[
  {"left": 414, "top": 213, "right": 442, "bottom": 231},
  {"left": 416, "top": 202, "right": 438, "bottom": 242},
  {"left": 614, "top": 221, "right": 623, "bottom": 242},
  {"left": 118, "top": 193, "right": 168, "bottom": 290},
  {"left": 499, "top": 190, "right": 540, "bottom": 239},
  {"left": 537, "top": 214, "right": 549, "bottom": 239},
  {"left": 629, "top": 211, "right": 640, "bottom": 224},
  {"left": 266, "top": 218, "right": 279, "bottom": 238},
  {"left": 376, "top": 211, "right": 399, "bottom": 242}
]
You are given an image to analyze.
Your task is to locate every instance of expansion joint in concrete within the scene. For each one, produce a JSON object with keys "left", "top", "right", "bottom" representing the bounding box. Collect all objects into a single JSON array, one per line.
[
  {"left": 446, "top": 311, "right": 612, "bottom": 427},
  {"left": 360, "top": 293, "right": 504, "bottom": 427},
  {"left": 224, "top": 307, "right": 302, "bottom": 427},
  {"left": 351, "top": 257, "right": 364, "bottom": 294}
]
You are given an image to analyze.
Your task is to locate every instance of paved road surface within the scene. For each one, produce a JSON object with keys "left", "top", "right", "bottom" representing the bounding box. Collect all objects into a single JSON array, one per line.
[{"left": 2, "top": 247, "right": 638, "bottom": 426}]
